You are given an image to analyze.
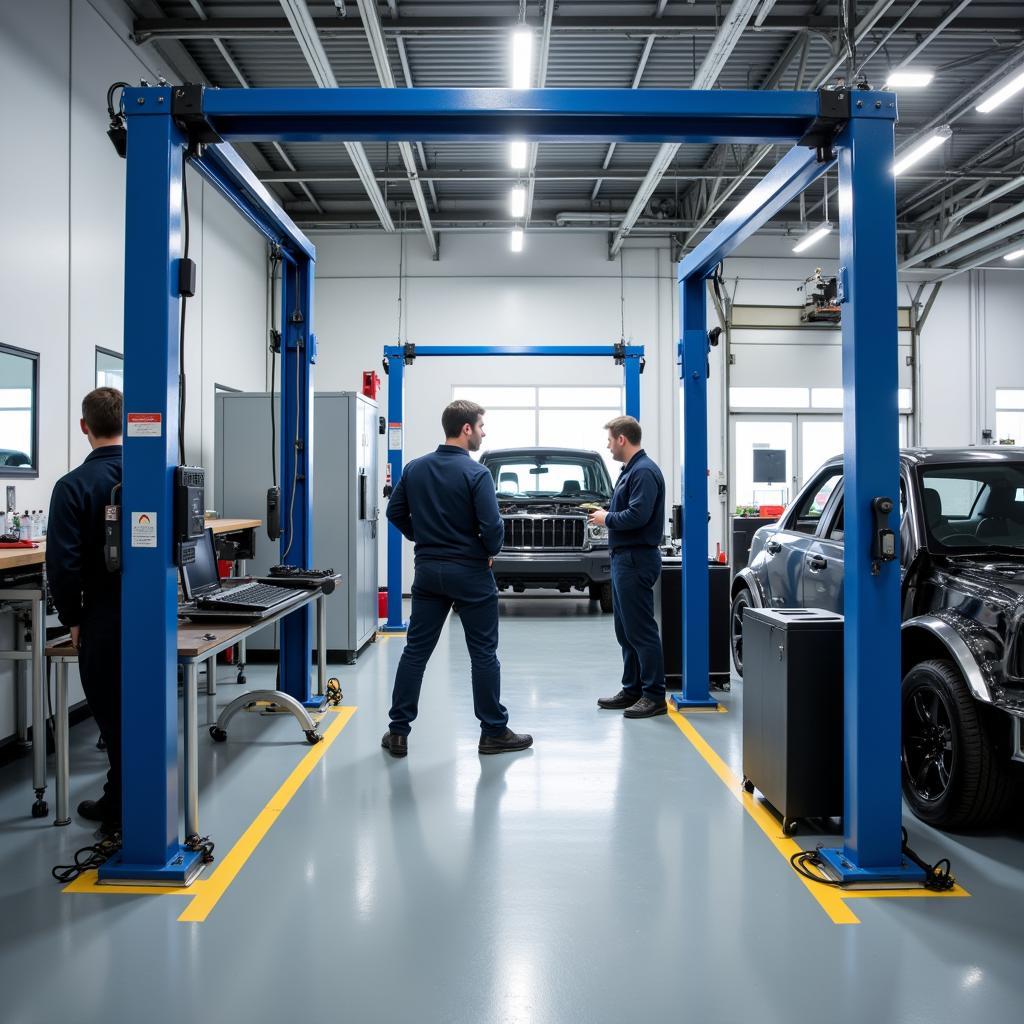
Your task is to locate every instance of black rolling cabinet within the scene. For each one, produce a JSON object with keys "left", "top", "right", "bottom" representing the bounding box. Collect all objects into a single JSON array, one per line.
[
  {"left": 741, "top": 608, "right": 844, "bottom": 833},
  {"left": 657, "top": 557, "right": 731, "bottom": 690},
  {"left": 731, "top": 516, "right": 778, "bottom": 572}
]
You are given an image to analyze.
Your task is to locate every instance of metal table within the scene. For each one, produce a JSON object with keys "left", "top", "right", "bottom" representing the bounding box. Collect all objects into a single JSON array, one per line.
[{"left": 46, "top": 584, "right": 340, "bottom": 843}]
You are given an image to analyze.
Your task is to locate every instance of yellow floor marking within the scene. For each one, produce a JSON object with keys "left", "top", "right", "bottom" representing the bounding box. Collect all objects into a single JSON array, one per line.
[
  {"left": 64, "top": 706, "right": 356, "bottom": 921},
  {"left": 667, "top": 706, "right": 971, "bottom": 924}
]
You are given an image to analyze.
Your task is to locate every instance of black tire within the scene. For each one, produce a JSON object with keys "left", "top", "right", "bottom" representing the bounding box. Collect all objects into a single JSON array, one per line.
[
  {"left": 901, "top": 659, "right": 1015, "bottom": 829},
  {"left": 598, "top": 582, "right": 613, "bottom": 614},
  {"left": 730, "top": 588, "right": 752, "bottom": 678}
]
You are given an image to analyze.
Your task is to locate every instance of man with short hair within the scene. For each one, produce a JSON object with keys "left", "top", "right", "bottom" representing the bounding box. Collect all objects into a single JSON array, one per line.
[
  {"left": 46, "top": 387, "right": 124, "bottom": 832},
  {"left": 382, "top": 399, "right": 532, "bottom": 757},
  {"left": 589, "top": 415, "right": 668, "bottom": 718}
]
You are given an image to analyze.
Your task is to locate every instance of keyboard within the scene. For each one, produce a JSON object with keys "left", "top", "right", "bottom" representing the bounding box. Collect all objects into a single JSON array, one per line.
[{"left": 199, "top": 582, "right": 298, "bottom": 612}]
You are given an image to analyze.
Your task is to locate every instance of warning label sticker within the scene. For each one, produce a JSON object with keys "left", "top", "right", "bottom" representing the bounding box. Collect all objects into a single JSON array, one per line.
[
  {"left": 388, "top": 423, "right": 403, "bottom": 450},
  {"left": 127, "top": 413, "right": 162, "bottom": 437},
  {"left": 131, "top": 512, "right": 157, "bottom": 548}
]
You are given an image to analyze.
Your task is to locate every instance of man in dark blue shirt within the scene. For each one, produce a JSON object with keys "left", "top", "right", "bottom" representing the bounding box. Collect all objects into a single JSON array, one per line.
[
  {"left": 588, "top": 415, "right": 668, "bottom": 718},
  {"left": 383, "top": 400, "right": 532, "bottom": 757},
  {"left": 46, "top": 388, "right": 123, "bottom": 832}
]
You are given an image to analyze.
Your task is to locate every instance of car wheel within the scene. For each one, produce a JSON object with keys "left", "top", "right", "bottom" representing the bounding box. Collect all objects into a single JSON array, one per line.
[
  {"left": 598, "top": 582, "right": 613, "bottom": 614},
  {"left": 901, "top": 659, "right": 1015, "bottom": 829},
  {"left": 730, "top": 588, "right": 752, "bottom": 678}
]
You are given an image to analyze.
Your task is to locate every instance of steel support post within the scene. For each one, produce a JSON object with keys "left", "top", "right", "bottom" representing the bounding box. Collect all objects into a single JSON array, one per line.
[
  {"left": 671, "top": 276, "right": 717, "bottom": 710},
  {"left": 816, "top": 113, "right": 924, "bottom": 886},
  {"left": 382, "top": 353, "right": 408, "bottom": 631},
  {"left": 100, "top": 97, "right": 202, "bottom": 884},
  {"left": 278, "top": 256, "right": 323, "bottom": 708},
  {"left": 623, "top": 354, "right": 641, "bottom": 420}
]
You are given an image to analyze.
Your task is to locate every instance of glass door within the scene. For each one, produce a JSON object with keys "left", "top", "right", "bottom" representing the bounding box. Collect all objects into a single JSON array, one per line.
[
  {"left": 797, "top": 416, "right": 842, "bottom": 490},
  {"left": 730, "top": 416, "right": 796, "bottom": 511}
]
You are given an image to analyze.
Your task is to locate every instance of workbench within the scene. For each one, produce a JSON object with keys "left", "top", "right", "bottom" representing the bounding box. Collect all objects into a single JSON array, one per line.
[
  {"left": 46, "top": 579, "right": 339, "bottom": 845},
  {"left": 0, "top": 517, "right": 261, "bottom": 820}
]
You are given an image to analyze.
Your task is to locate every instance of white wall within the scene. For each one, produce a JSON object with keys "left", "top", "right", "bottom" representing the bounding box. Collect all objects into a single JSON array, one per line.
[
  {"left": 308, "top": 232, "right": 682, "bottom": 584},
  {"left": 0, "top": 0, "right": 267, "bottom": 743}
]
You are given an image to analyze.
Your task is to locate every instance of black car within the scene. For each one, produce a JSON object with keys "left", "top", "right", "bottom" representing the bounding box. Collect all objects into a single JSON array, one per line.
[
  {"left": 731, "top": 448, "right": 1024, "bottom": 830},
  {"left": 479, "top": 447, "right": 614, "bottom": 611}
]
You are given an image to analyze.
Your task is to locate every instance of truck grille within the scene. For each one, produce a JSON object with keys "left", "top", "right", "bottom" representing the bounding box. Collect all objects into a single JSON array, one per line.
[{"left": 502, "top": 515, "right": 586, "bottom": 551}]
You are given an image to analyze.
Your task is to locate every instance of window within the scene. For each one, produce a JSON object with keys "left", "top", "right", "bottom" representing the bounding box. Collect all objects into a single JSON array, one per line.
[
  {"left": 452, "top": 384, "right": 624, "bottom": 476},
  {"left": 0, "top": 344, "right": 40, "bottom": 477},
  {"left": 918, "top": 462, "right": 1024, "bottom": 552},
  {"left": 788, "top": 467, "right": 841, "bottom": 534},
  {"left": 482, "top": 453, "right": 612, "bottom": 500},
  {"left": 730, "top": 386, "right": 810, "bottom": 409},
  {"left": 995, "top": 389, "right": 1024, "bottom": 445},
  {"left": 95, "top": 347, "right": 124, "bottom": 390}
]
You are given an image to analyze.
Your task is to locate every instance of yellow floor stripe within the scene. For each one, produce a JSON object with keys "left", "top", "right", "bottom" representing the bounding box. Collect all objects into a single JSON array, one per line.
[
  {"left": 667, "top": 706, "right": 969, "bottom": 925},
  {"left": 64, "top": 706, "right": 356, "bottom": 921}
]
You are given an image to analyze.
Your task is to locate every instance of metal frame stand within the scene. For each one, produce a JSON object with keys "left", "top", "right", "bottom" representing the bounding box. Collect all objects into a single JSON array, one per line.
[
  {"left": 109, "top": 84, "right": 924, "bottom": 886},
  {"left": 380, "top": 342, "right": 645, "bottom": 632}
]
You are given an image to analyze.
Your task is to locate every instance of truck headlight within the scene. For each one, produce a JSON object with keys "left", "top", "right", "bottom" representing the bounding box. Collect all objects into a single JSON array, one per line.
[{"left": 587, "top": 524, "right": 608, "bottom": 543}]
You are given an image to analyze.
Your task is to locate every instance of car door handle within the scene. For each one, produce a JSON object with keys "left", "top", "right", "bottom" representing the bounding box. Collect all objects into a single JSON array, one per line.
[
  {"left": 765, "top": 539, "right": 782, "bottom": 555},
  {"left": 806, "top": 554, "right": 827, "bottom": 572}
]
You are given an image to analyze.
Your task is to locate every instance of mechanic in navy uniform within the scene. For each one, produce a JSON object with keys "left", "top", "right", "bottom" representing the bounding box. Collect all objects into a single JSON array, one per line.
[
  {"left": 589, "top": 415, "right": 668, "bottom": 718},
  {"left": 46, "top": 387, "right": 124, "bottom": 832},
  {"left": 382, "top": 399, "right": 533, "bottom": 757}
]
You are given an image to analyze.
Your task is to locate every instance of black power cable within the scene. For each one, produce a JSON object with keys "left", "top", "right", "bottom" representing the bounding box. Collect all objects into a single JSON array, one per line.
[
  {"left": 178, "top": 156, "right": 191, "bottom": 466},
  {"left": 52, "top": 833, "right": 122, "bottom": 884},
  {"left": 269, "top": 248, "right": 281, "bottom": 489}
]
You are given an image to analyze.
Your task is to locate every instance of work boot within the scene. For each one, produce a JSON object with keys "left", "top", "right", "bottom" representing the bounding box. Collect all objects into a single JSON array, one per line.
[
  {"left": 597, "top": 688, "right": 642, "bottom": 710},
  {"left": 623, "top": 696, "right": 668, "bottom": 719},
  {"left": 381, "top": 732, "right": 408, "bottom": 758},
  {"left": 478, "top": 728, "right": 533, "bottom": 755}
]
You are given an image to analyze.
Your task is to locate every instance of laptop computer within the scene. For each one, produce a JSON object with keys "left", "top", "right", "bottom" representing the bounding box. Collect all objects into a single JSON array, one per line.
[{"left": 181, "top": 529, "right": 301, "bottom": 615}]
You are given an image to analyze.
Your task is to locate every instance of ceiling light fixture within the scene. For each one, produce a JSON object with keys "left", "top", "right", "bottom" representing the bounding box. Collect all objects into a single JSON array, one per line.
[
  {"left": 510, "top": 228, "right": 525, "bottom": 253},
  {"left": 975, "top": 66, "right": 1024, "bottom": 114},
  {"left": 509, "top": 187, "right": 526, "bottom": 218},
  {"left": 884, "top": 70, "right": 934, "bottom": 88},
  {"left": 509, "top": 140, "right": 528, "bottom": 169},
  {"left": 893, "top": 125, "right": 952, "bottom": 176},
  {"left": 1003, "top": 248, "right": 1024, "bottom": 262},
  {"left": 511, "top": 28, "right": 533, "bottom": 89},
  {"left": 792, "top": 223, "right": 832, "bottom": 253}
]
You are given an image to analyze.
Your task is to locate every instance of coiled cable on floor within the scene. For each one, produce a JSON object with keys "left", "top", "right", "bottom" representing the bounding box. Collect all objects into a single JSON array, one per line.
[
  {"left": 789, "top": 846, "right": 842, "bottom": 887},
  {"left": 185, "top": 833, "right": 216, "bottom": 864},
  {"left": 52, "top": 832, "right": 122, "bottom": 884}
]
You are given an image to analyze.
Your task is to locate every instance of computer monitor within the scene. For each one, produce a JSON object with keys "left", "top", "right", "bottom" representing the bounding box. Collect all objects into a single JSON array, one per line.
[{"left": 180, "top": 528, "right": 220, "bottom": 601}]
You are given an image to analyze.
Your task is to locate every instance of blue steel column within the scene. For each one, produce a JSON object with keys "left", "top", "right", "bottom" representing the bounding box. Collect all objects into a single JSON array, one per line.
[
  {"left": 382, "top": 350, "right": 407, "bottom": 632},
  {"left": 672, "top": 276, "right": 717, "bottom": 710},
  {"left": 623, "top": 354, "right": 641, "bottom": 420},
  {"left": 100, "top": 93, "right": 201, "bottom": 883},
  {"left": 817, "top": 112, "right": 923, "bottom": 884},
  {"left": 278, "top": 255, "right": 320, "bottom": 707}
]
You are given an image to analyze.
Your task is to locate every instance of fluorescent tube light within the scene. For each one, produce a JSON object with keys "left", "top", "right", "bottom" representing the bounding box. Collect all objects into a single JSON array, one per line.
[
  {"left": 892, "top": 125, "right": 952, "bottom": 176},
  {"left": 509, "top": 187, "right": 526, "bottom": 218},
  {"left": 510, "top": 228, "right": 525, "bottom": 253},
  {"left": 792, "top": 223, "right": 832, "bottom": 253},
  {"left": 509, "top": 140, "right": 528, "bottom": 169},
  {"left": 885, "top": 70, "right": 933, "bottom": 88},
  {"left": 511, "top": 29, "right": 533, "bottom": 89},
  {"left": 976, "top": 66, "right": 1024, "bottom": 114},
  {"left": 1003, "top": 249, "right": 1024, "bottom": 262}
]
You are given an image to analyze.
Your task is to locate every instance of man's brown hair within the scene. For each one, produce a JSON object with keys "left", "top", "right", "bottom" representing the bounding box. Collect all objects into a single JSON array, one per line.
[
  {"left": 82, "top": 387, "right": 123, "bottom": 439},
  {"left": 442, "top": 399, "right": 485, "bottom": 439},
  {"left": 604, "top": 415, "right": 642, "bottom": 446}
]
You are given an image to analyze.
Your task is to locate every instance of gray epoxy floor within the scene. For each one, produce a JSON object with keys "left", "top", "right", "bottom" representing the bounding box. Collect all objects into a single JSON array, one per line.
[{"left": 0, "top": 596, "right": 1022, "bottom": 1024}]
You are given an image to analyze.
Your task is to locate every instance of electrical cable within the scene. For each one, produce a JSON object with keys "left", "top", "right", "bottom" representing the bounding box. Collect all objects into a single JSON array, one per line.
[
  {"left": 105, "top": 82, "right": 129, "bottom": 124},
  {"left": 52, "top": 833, "right": 122, "bottom": 884},
  {"left": 178, "top": 154, "right": 192, "bottom": 466},
  {"left": 281, "top": 262, "right": 302, "bottom": 561},
  {"left": 269, "top": 248, "right": 281, "bottom": 489}
]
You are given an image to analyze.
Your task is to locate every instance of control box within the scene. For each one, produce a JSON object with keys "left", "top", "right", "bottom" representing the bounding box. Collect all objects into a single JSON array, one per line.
[{"left": 175, "top": 466, "right": 206, "bottom": 543}]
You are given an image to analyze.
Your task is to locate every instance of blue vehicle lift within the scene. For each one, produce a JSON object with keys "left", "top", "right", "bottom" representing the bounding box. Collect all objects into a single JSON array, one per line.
[
  {"left": 107, "top": 84, "right": 922, "bottom": 888},
  {"left": 379, "top": 342, "right": 644, "bottom": 632}
]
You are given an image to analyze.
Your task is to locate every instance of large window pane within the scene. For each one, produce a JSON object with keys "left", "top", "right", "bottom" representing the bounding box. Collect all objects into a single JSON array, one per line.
[
  {"left": 96, "top": 348, "right": 124, "bottom": 390},
  {"left": 539, "top": 409, "right": 618, "bottom": 477},
  {"left": 810, "top": 387, "right": 843, "bottom": 409},
  {"left": 0, "top": 346, "right": 38, "bottom": 475},
  {"left": 996, "top": 389, "right": 1024, "bottom": 411},
  {"left": 730, "top": 386, "right": 809, "bottom": 409},
  {"left": 478, "top": 408, "right": 536, "bottom": 456},
  {"left": 538, "top": 386, "right": 622, "bottom": 409},
  {"left": 800, "top": 419, "right": 843, "bottom": 486},
  {"left": 452, "top": 386, "right": 535, "bottom": 408},
  {"left": 734, "top": 420, "right": 794, "bottom": 507},
  {"left": 996, "top": 410, "right": 1024, "bottom": 445}
]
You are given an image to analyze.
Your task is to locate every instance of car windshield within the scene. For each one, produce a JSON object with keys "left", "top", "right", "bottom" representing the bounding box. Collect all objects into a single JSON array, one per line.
[
  {"left": 917, "top": 461, "right": 1024, "bottom": 554},
  {"left": 484, "top": 455, "right": 612, "bottom": 500}
]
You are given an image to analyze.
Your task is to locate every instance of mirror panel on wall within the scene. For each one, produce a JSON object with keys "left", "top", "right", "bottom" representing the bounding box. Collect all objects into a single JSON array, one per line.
[{"left": 0, "top": 344, "right": 40, "bottom": 477}]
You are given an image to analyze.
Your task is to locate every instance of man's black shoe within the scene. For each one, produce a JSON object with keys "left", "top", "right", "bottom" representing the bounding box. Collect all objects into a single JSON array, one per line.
[
  {"left": 623, "top": 696, "right": 668, "bottom": 719},
  {"left": 479, "top": 728, "right": 533, "bottom": 755},
  {"left": 381, "top": 732, "right": 408, "bottom": 758},
  {"left": 597, "top": 689, "right": 642, "bottom": 710},
  {"left": 77, "top": 798, "right": 116, "bottom": 823}
]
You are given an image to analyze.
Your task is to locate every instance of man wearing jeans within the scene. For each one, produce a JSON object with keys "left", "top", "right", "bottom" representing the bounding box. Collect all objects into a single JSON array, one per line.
[
  {"left": 382, "top": 400, "right": 533, "bottom": 757},
  {"left": 589, "top": 416, "right": 668, "bottom": 718}
]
